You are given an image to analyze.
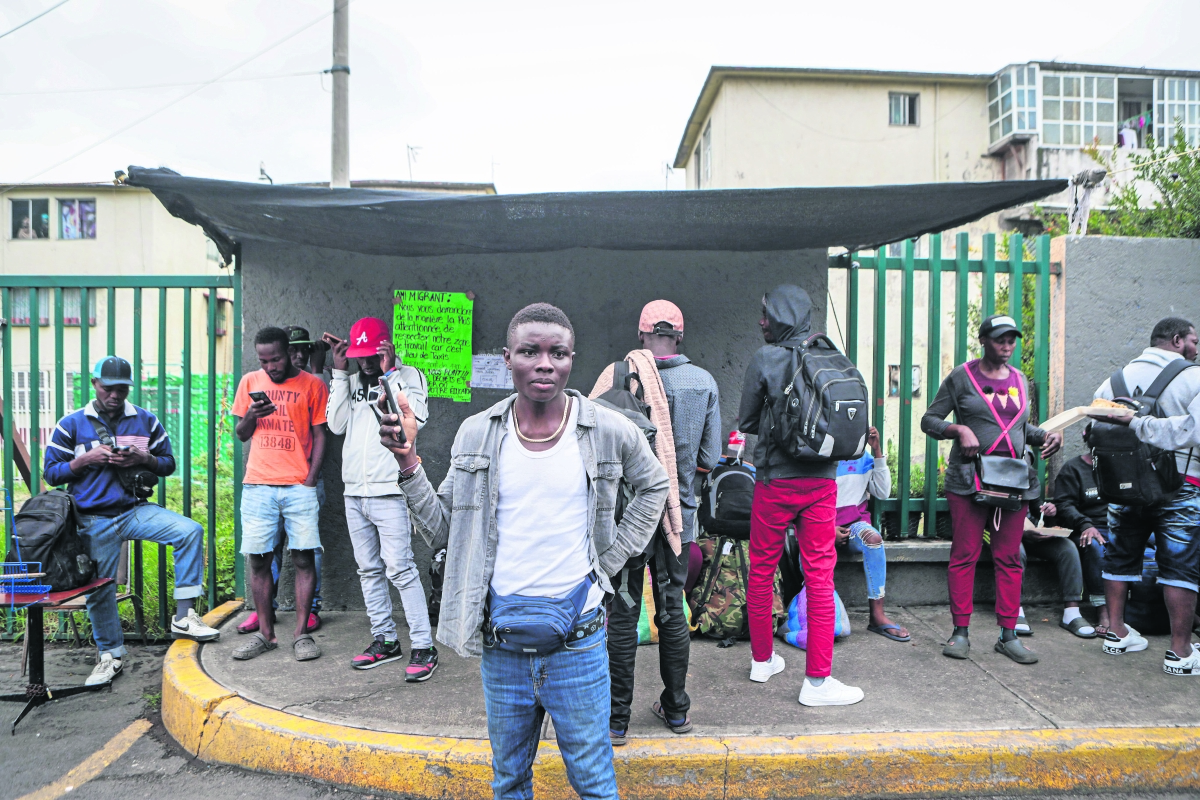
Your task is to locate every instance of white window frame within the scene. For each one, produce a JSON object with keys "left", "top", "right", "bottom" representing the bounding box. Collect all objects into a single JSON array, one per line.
[
  {"left": 10, "top": 198, "right": 51, "bottom": 240},
  {"left": 889, "top": 92, "right": 919, "bottom": 126},
  {"left": 1156, "top": 77, "right": 1200, "bottom": 147},
  {"left": 1041, "top": 71, "right": 1116, "bottom": 148}
]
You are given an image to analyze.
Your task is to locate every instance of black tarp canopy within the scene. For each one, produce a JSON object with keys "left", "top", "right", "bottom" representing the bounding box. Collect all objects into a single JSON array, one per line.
[{"left": 125, "top": 166, "right": 1066, "bottom": 263}]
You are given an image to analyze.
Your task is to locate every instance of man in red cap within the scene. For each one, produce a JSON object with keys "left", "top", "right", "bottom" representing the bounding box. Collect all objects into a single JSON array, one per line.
[{"left": 326, "top": 317, "right": 438, "bottom": 679}]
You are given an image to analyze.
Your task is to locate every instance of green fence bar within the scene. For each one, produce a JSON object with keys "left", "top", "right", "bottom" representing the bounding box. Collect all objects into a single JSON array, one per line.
[
  {"left": 182, "top": 290, "right": 194, "bottom": 601},
  {"left": 157, "top": 287, "right": 169, "bottom": 630},
  {"left": 28, "top": 289, "right": 41, "bottom": 495},
  {"left": 954, "top": 232, "right": 969, "bottom": 366},
  {"left": 80, "top": 287, "right": 90, "bottom": 405},
  {"left": 132, "top": 288, "right": 144, "bottom": 603},
  {"left": 233, "top": 257, "right": 245, "bottom": 597},
  {"left": 206, "top": 291, "right": 219, "bottom": 605},
  {"left": 897, "top": 241, "right": 916, "bottom": 537},
  {"left": 54, "top": 288, "right": 64, "bottom": 423},
  {"left": 982, "top": 234, "right": 996, "bottom": 318},
  {"left": 845, "top": 256, "right": 859, "bottom": 364},
  {"left": 924, "top": 234, "right": 943, "bottom": 538},
  {"left": 871, "top": 249, "right": 888, "bottom": 526},
  {"left": 1008, "top": 233, "right": 1024, "bottom": 368},
  {"left": 2, "top": 289, "right": 13, "bottom": 551},
  {"left": 1035, "top": 235, "right": 1052, "bottom": 488},
  {"left": 107, "top": 286, "right": 117, "bottom": 356}
]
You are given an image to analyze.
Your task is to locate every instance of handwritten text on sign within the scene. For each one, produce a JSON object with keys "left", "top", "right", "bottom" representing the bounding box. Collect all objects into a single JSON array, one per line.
[{"left": 393, "top": 290, "right": 474, "bottom": 402}]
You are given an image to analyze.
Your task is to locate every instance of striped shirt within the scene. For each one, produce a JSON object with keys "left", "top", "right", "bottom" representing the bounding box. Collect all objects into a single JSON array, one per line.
[{"left": 44, "top": 400, "right": 176, "bottom": 516}]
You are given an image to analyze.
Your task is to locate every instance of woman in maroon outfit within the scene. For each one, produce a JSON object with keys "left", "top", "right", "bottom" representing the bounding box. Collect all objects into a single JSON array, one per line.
[{"left": 922, "top": 315, "right": 1063, "bottom": 664}]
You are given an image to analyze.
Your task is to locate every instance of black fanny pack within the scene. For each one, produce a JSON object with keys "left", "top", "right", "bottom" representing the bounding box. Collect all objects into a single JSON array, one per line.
[{"left": 973, "top": 454, "right": 1030, "bottom": 511}]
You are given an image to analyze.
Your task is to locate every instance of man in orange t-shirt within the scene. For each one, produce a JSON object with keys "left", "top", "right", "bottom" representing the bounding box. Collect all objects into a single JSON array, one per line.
[{"left": 230, "top": 326, "right": 329, "bottom": 663}]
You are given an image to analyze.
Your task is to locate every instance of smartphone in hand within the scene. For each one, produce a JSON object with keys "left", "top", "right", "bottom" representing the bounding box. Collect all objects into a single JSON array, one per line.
[
  {"left": 378, "top": 377, "right": 407, "bottom": 445},
  {"left": 112, "top": 445, "right": 131, "bottom": 453},
  {"left": 322, "top": 332, "right": 344, "bottom": 346},
  {"left": 249, "top": 390, "right": 270, "bottom": 404}
]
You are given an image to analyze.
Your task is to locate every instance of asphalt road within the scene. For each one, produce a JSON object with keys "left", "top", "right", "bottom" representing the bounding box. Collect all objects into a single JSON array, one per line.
[{"left": 1, "top": 642, "right": 1198, "bottom": 800}]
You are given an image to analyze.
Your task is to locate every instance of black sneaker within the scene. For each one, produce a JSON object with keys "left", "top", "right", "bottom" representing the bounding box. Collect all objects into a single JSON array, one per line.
[
  {"left": 405, "top": 647, "right": 439, "bottom": 682},
  {"left": 351, "top": 636, "right": 403, "bottom": 670}
]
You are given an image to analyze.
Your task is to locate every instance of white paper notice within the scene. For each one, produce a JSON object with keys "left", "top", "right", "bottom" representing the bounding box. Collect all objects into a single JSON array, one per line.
[{"left": 471, "top": 354, "right": 513, "bottom": 390}]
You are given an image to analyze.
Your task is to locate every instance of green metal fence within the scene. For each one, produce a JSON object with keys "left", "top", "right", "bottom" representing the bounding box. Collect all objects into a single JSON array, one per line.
[
  {"left": 828, "top": 232, "right": 1052, "bottom": 539},
  {"left": 1, "top": 274, "right": 243, "bottom": 634}
]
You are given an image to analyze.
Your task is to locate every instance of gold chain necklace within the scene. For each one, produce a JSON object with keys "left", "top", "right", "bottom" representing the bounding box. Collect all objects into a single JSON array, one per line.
[{"left": 513, "top": 397, "right": 571, "bottom": 443}]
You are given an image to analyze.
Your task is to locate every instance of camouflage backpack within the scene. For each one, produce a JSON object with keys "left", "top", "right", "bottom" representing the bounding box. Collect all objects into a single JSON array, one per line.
[{"left": 689, "top": 534, "right": 785, "bottom": 640}]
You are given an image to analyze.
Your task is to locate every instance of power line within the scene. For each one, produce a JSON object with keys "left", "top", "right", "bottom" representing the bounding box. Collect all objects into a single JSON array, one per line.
[
  {"left": 7, "top": 3, "right": 347, "bottom": 187},
  {"left": 0, "top": 0, "right": 70, "bottom": 41},
  {"left": 0, "top": 69, "right": 324, "bottom": 97}
]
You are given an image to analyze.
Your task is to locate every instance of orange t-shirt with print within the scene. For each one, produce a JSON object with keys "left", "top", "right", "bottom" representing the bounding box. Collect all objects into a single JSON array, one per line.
[{"left": 232, "top": 370, "right": 329, "bottom": 485}]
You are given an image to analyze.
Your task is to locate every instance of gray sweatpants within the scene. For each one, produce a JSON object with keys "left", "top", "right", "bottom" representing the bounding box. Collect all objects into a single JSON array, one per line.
[{"left": 344, "top": 495, "right": 434, "bottom": 648}]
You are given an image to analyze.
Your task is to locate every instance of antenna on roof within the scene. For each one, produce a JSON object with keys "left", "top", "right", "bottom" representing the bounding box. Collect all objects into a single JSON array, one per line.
[
  {"left": 259, "top": 162, "right": 273, "bottom": 185},
  {"left": 407, "top": 145, "right": 422, "bottom": 182}
]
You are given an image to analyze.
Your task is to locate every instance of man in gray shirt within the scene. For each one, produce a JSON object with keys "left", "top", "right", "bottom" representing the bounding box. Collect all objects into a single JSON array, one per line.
[{"left": 1094, "top": 316, "right": 1200, "bottom": 676}]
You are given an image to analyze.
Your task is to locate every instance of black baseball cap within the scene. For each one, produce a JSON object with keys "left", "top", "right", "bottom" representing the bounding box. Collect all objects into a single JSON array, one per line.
[
  {"left": 92, "top": 356, "right": 134, "bottom": 387},
  {"left": 285, "top": 325, "right": 329, "bottom": 351},
  {"left": 979, "top": 314, "right": 1022, "bottom": 339}
]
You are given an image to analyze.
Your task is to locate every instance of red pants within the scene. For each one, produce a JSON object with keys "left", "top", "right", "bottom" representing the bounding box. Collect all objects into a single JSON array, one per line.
[
  {"left": 946, "top": 492, "right": 1027, "bottom": 628},
  {"left": 748, "top": 477, "right": 837, "bottom": 677}
]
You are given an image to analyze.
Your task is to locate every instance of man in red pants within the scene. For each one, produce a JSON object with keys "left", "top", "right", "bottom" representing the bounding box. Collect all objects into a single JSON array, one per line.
[{"left": 737, "top": 285, "right": 864, "bottom": 707}]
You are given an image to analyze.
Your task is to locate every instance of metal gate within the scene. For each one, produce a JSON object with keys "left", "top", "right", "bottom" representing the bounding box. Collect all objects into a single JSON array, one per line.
[
  {"left": 827, "top": 232, "right": 1053, "bottom": 539},
  {"left": 1, "top": 274, "right": 244, "bottom": 636}
]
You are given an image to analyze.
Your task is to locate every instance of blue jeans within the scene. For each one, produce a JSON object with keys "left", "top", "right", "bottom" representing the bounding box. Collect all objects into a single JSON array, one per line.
[
  {"left": 271, "top": 479, "right": 325, "bottom": 611},
  {"left": 480, "top": 609, "right": 617, "bottom": 800},
  {"left": 844, "top": 521, "right": 886, "bottom": 600},
  {"left": 77, "top": 503, "right": 205, "bottom": 658},
  {"left": 1105, "top": 483, "right": 1200, "bottom": 592}
]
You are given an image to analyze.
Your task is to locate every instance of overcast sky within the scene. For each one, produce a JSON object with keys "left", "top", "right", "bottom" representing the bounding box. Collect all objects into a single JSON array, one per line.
[{"left": 2, "top": 0, "right": 1198, "bottom": 194}]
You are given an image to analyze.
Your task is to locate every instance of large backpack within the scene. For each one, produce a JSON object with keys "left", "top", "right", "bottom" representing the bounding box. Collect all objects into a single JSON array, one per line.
[
  {"left": 767, "top": 334, "right": 869, "bottom": 473},
  {"left": 688, "top": 533, "right": 785, "bottom": 641},
  {"left": 5, "top": 489, "right": 97, "bottom": 591},
  {"left": 698, "top": 457, "right": 755, "bottom": 541},
  {"left": 1086, "top": 359, "right": 1196, "bottom": 505}
]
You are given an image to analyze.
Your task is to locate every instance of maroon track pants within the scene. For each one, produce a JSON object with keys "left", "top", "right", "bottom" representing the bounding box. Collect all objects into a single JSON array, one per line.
[
  {"left": 946, "top": 492, "right": 1027, "bottom": 629},
  {"left": 748, "top": 477, "right": 837, "bottom": 677}
]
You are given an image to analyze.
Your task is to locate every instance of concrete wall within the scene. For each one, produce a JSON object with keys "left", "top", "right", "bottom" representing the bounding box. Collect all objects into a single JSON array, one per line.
[
  {"left": 244, "top": 241, "right": 828, "bottom": 611},
  {"left": 1058, "top": 235, "right": 1200, "bottom": 463}
]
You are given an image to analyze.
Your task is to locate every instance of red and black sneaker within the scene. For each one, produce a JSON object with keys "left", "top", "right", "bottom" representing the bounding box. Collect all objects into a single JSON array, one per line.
[
  {"left": 351, "top": 636, "right": 403, "bottom": 670},
  {"left": 405, "top": 647, "right": 439, "bottom": 682}
]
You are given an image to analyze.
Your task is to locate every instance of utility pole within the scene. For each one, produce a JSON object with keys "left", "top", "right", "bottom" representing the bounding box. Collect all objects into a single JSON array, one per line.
[{"left": 330, "top": 0, "right": 350, "bottom": 188}]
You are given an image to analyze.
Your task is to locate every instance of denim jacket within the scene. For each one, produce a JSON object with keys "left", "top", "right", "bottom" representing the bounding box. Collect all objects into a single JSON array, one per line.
[{"left": 399, "top": 390, "right": 668, "bottom": 657}]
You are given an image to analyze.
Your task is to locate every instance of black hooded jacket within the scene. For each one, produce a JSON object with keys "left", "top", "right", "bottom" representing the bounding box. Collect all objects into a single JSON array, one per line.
[{"left": 737, "top": 285, "right": 837, "bottom": 482}]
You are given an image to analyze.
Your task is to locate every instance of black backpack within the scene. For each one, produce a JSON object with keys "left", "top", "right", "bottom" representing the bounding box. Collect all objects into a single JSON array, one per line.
[
  {"left": 698, "top": 457, "right": 755, "bottom": 541},
  {"left": 5, "top": 489, "right": 97, "bottom": 591},
  {"left": 768, "top": 334, "right": 869, "bottom": 471},
  {"left": 1086, "top": 359, "right": 1196, "bottom": 506}
]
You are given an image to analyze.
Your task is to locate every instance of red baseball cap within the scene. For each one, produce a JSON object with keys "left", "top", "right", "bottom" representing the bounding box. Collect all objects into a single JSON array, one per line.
[
  {"left": 639, "top": 300, "right": 684, "bottom": 334},
  {"left": 346, "top": 317, "right": 391, "bottom": 357}
]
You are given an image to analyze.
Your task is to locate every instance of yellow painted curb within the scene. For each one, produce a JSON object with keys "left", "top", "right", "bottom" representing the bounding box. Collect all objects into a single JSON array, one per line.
[{"left": 163, "top": 604, "right": 1200, "bottom": 798}]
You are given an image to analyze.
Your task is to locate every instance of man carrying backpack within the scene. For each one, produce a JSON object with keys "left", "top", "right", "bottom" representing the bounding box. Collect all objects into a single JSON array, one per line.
[
  {"left": 1092, "top": 317, "right": 1200, "bottom": 675},
  {"left": 44, "top": 356, "right": 219, "bottom": 687},
  {"left": 738, "top": 285, "right": 864, "bottom": 706},
  {"left": 589, "top": 300, "right": 721, "bottom": 743}
]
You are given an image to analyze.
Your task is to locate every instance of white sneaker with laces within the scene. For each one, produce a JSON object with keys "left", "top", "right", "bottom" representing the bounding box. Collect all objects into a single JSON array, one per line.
[
  {"left": 86, "top": 653, "right": 123, "bottom": 686},
  {"left": 1163, "top": 647, "right": 1200, "bottom": 675},
  {"left": 799, "top": 676, "right": 864, "bottom": 707},
  {"left": 1102, "top": 624, "right": 1148, "bottom": 655},
  {"left": 170, "top": 608, "right": 221, "bottom": 642},
  {"left": 749, "top": 651, "right": 785, "bottom": 683}
]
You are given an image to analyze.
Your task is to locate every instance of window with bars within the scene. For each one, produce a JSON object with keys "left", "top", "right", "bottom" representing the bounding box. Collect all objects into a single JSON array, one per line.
[
  {"left": 10, "top": 289, "right": 50, "bottom": 326},
  {"left": 14, "top": 371, "right": 51, "bottom": 414},
  {"left": 1156, "top": 78, "right": 1200, "bottom": 146},
  {"left": 889, "top": 92, "right": 919, "bottom": 126},
  {"left": 1042, "top": 73, "right": 1115, "bottom": 147},
  {"left": 62, "top": 288, "right": 98, "bottom": 326}
]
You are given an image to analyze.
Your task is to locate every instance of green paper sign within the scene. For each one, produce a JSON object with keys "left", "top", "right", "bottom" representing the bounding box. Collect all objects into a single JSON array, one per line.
[{"left": 392, "top": 290, "right": 474, "bottom": 402}]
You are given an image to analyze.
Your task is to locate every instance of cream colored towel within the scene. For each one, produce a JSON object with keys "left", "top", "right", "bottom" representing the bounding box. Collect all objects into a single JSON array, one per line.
[{"left": 589, "top": 349, "right": 683, "bottom": 555}]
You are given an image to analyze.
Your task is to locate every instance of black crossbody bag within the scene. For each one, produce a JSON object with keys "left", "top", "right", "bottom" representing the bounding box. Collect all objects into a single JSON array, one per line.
[{"left": 89, "top": 418, "right": 158, "bottom": 501}]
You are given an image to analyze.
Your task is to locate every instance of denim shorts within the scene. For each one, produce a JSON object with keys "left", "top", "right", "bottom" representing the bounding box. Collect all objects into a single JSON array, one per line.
[
  {"left": 241, "top": 483, "right": 322, "bottom": 555},
  {"left": 1104, "top": 483, "right": 1200, "bottom": 592}
]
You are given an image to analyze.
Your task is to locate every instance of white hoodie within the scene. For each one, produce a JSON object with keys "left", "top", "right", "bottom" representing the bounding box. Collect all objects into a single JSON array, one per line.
[
  {"left": 328, "top": 365, "right": 429, "bottom": 497},
  {"left": 1094, "top": 347, "right": 1200, "bottom": 483}
]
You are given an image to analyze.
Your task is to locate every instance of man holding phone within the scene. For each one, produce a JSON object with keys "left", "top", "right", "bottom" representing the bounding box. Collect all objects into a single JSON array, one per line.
[
  {"left": 232, "top": 327, "right": 329, "bottom": 662},
  {"left": 326, "top": 316, "right": 437, "bottom": 678},
  {"left": 45, "top": 356, "right": 219, "bottom": 687}
]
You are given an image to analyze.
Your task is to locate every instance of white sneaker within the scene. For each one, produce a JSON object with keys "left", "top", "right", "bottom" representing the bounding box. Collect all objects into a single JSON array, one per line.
[
  {"left": 799, "top": 676, "right": 864, "bottom": 707},
  {"left": 1163, "top": 647, "right": 1200, "bottom": 676},
  {"left": 1102, "top": 624, "right": 1148, "bottom": 655},
  {"left": 749, "top": 652, "right": 785, "bottom": 683},
  {"left": 171, "top": 608, "right": 221, "bottom": 642},
  {"left": 86, "top": 653, "right": 123, "bottom": 686}
]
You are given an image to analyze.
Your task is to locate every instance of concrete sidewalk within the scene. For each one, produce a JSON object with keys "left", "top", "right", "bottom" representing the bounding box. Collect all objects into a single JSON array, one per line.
[{"left": 164, "top": 602, "right": 1200, "bottom": 799}]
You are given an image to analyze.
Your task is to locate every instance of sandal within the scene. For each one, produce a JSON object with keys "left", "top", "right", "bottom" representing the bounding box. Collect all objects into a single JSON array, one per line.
[
  {"left": 1094, "top": 624, "right": 1110, "bottom": 637},
  {"left": 1059, "top": 617, "right": 1098, "bottom": 638},
  {"left": 867, "top": 623, "right": 911, "bottom": 642},
  {"left": 651, "top": 702, "right": 692, "bottom": 734},
  {"left": 995, "top": 637, "right": 1039, "bottom": 664},
  {"left": 237, "top": 612, "right": 260, "bottom": 634},
  {"left": 1015, "top": 616, "right": 1034, "bottom": 637},
  {"left": 232, "top": 632, "right": 278, "bottom": 660},
  {"left": 293, "top": 633, "right": 322, "bottom": 661}
]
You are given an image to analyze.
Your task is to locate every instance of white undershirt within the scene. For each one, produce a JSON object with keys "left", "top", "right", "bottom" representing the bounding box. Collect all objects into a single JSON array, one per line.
[{"left": 492, "top": 399, "right": 602, "bottom": 610}]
